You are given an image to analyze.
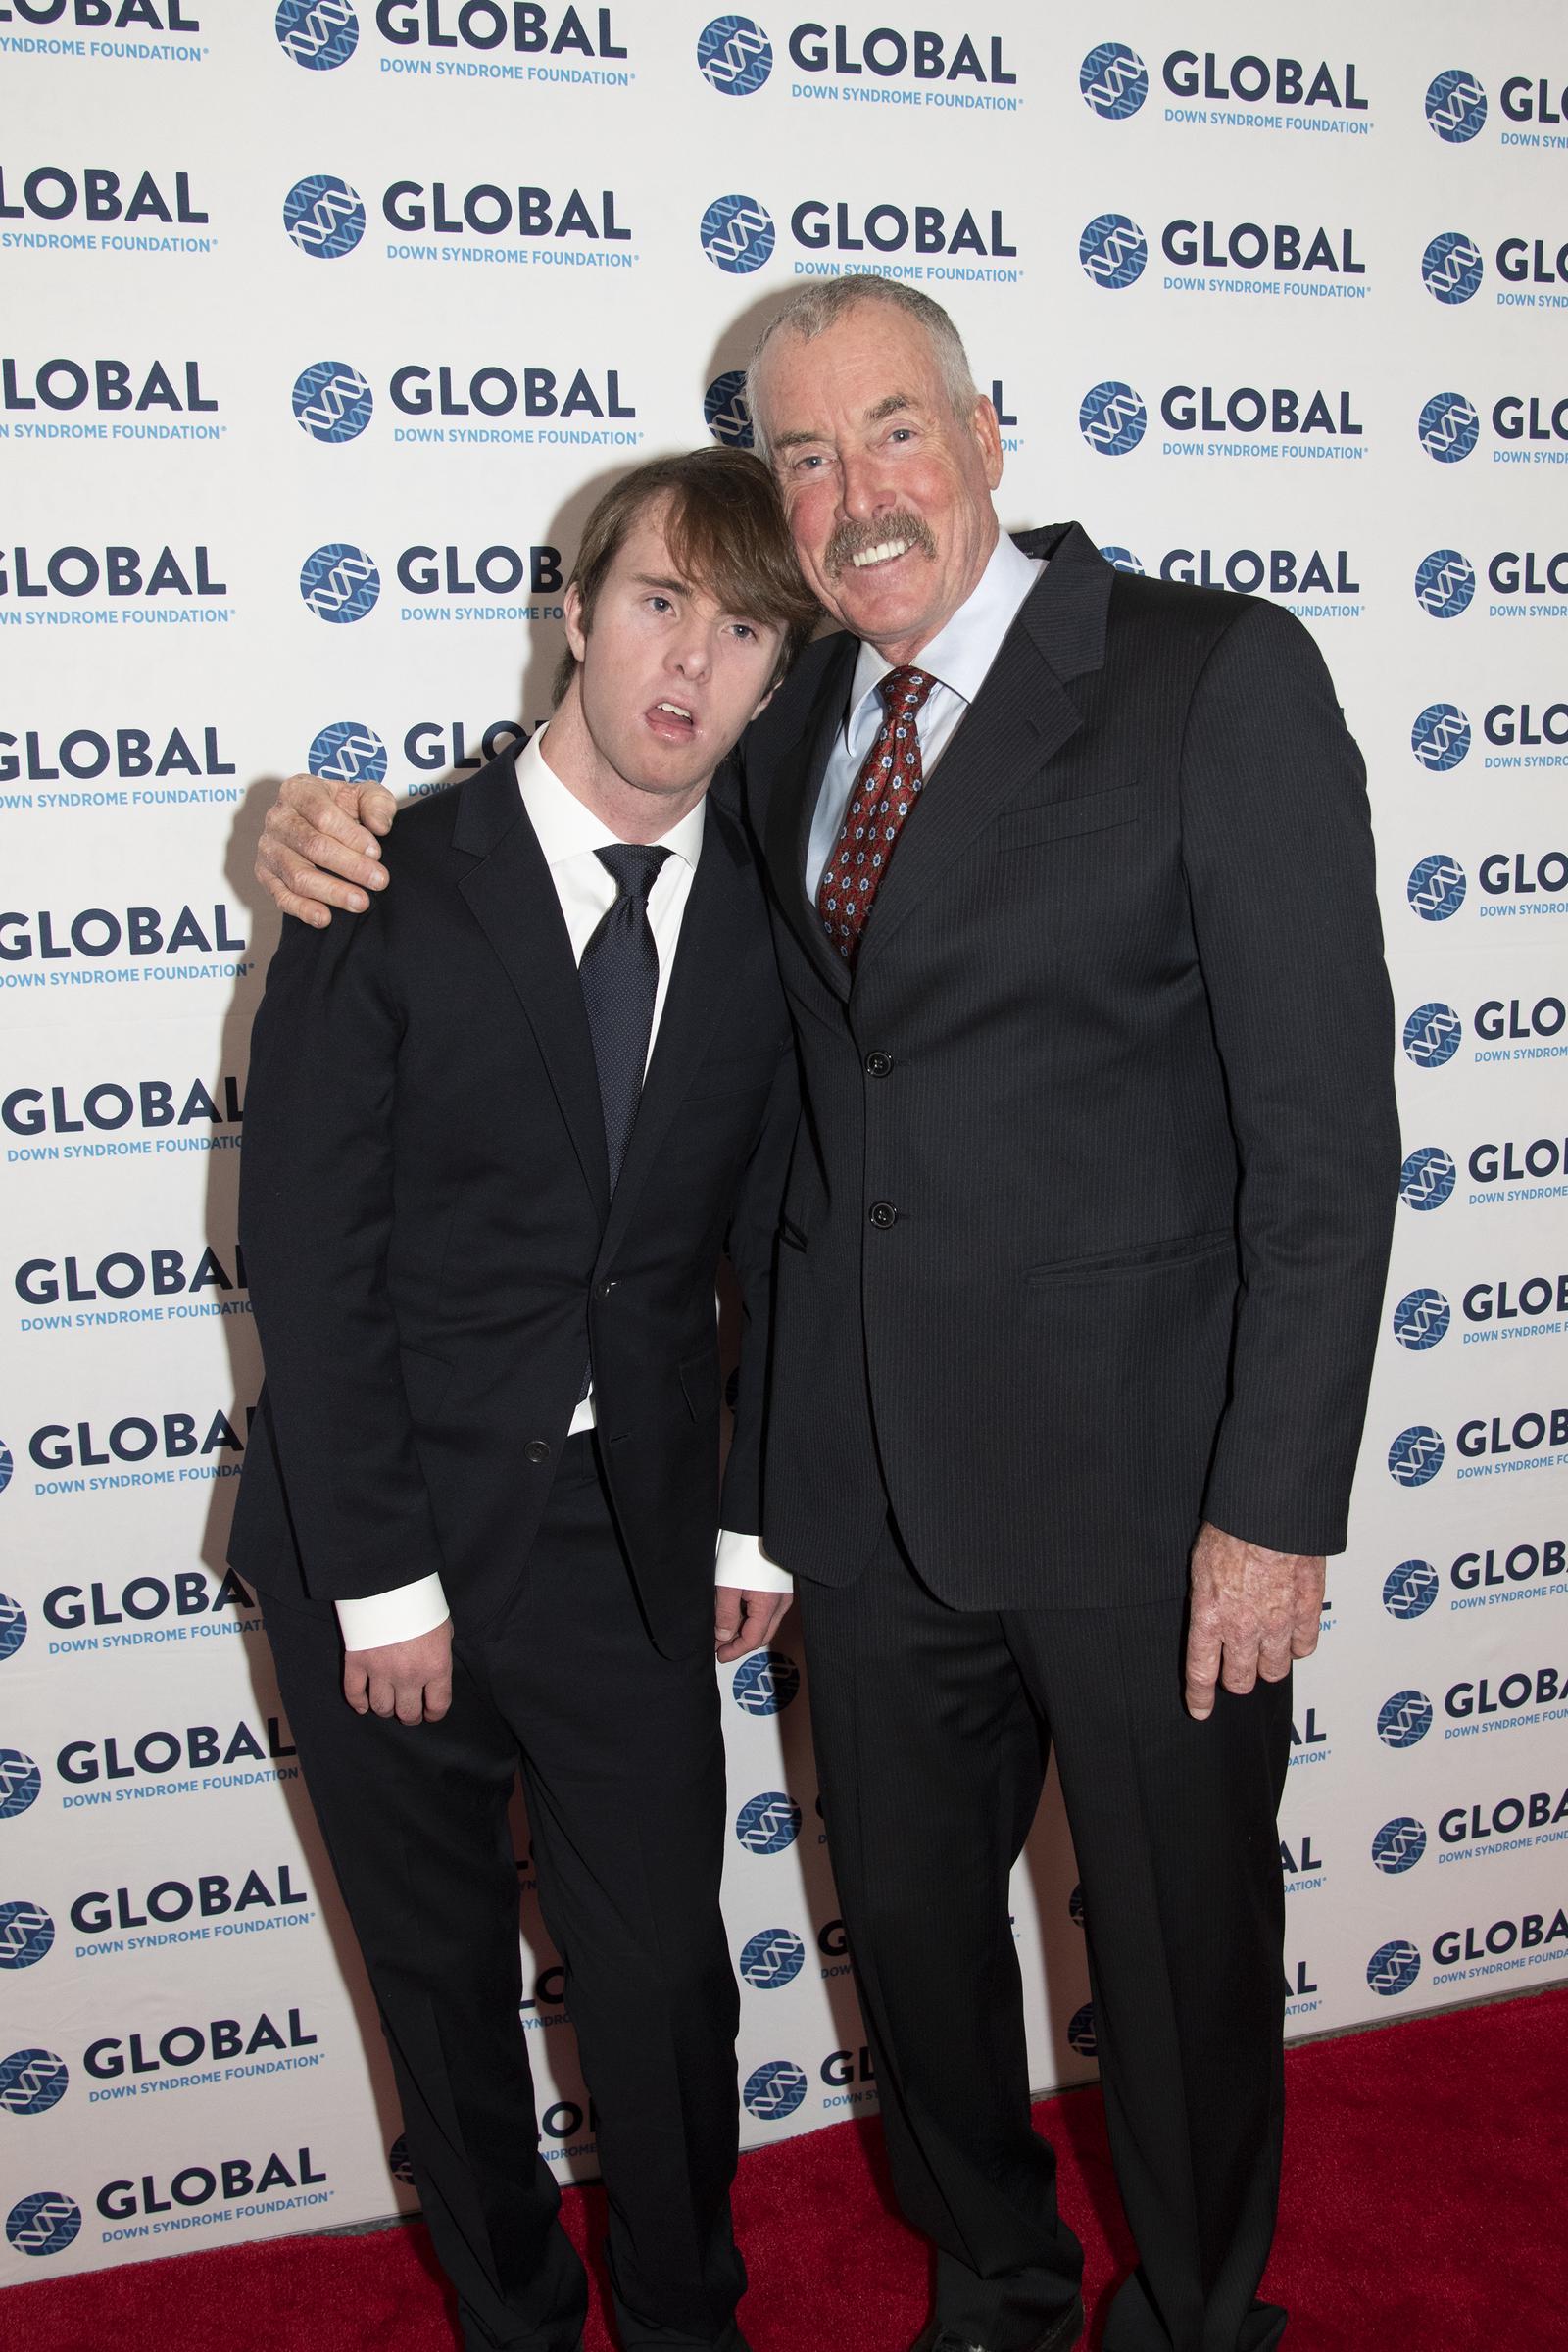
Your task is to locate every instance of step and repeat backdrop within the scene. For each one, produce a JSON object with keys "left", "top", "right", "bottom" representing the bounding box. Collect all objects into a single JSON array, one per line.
[{"left": 3, "top": 0, "right": 1566, "bottom": 2286}]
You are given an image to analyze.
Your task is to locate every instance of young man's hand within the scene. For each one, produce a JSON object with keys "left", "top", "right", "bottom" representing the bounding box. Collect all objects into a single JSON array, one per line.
[{"left": 344, "top": 1620, "right": 453, "bottom": 1726}]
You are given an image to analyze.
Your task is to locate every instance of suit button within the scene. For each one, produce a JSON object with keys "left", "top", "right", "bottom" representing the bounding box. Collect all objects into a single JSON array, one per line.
[
  {"left": 868, "top": 1200, "right": 897, "bottom": 1230},
  {"left": 525, "top": 1439, "right": 552, "bottom": 1465},
  {"left": 864, "top": 1051, "right": 893, "bottom": 1078},
  {"left": 596, "top": 1279, "right": 616, "bottom": 1299}
]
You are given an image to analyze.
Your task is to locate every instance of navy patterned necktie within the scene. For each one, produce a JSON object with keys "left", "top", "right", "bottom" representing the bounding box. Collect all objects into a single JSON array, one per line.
[
  {"left": 578, "top": 843, "right": 671, "bottom": 1193},
  {"left": 817, "top": 665, "right": 937, "bottom": 964}
]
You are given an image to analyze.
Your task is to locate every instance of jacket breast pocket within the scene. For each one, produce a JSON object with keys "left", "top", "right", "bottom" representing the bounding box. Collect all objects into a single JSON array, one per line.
[{"left": 996, "top": 785, "right": 1145, "bottom": 852}]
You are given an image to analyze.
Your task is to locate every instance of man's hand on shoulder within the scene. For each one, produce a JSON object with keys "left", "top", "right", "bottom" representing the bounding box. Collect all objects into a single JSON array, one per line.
[
  {"left": 257, "top": 772, "right": 399, "bottom": 928},
  {"left": 714, "top": 1586, "right": 792, "bottom": 1664},
  {"left": 343, "top": 1618, "right": 453, "bottom": 1726},
  {"left": 1184, "top": 1523, "right": 1324, "bottom": 1723}
]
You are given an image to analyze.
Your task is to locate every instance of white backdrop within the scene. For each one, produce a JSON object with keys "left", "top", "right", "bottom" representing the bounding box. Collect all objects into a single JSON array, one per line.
[{"left": 2, "top": 0, "right": 1566, "bottom": 2282}]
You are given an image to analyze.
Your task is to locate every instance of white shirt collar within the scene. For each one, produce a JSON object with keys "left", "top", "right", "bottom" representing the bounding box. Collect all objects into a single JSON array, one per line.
[
  {"left": 515, "top": 723, "right": 706, "bottom": 871},
  {"left": 845, "top": 528, "right": 1043, "bottom": 729}
]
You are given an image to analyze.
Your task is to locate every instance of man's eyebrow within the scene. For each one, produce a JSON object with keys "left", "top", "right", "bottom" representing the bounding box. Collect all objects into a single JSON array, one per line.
[
  {"left": 768, "top": 427, "right": 824, "bottom": 452},
  {"left": 770, "top": 393, "right": 915, "bottom": 451},
  {"left": 630, "top": 571, "right": 690, "bottom": 595},
  {"left": 865, "top": 392, "right": 914, "bottom": 423}
]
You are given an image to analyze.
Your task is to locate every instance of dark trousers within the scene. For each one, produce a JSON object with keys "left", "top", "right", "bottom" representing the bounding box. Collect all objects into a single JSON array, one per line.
[
  {"left": 261, "top": 1435, "right": 744, "bottom": 2352},
  {"left": 797, "top": 1520, "right": 1291, "bottom": 2352}
]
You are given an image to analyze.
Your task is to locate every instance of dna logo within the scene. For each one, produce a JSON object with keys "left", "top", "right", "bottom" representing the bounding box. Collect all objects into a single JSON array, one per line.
[
  {"left": 388, "top": 2134, "right": 415, "bottom": 2184},
  {"left": 734, "top": 1791, "right": 803, "bottom": 1854},
  {"left": 0, "top": 1902, "right": 53, "bottom": 1971},
  {"left": 1383, "top": 1559, "right": 1441, "bottom": 1620},
  {"left": 704, "top": 369, "right": 754, "bottom": 449},
  {"left": 1078, "top": 212, "right": 1148, "bottom": 290},
  {"left": 309, "top": 721, "right": 389, "bottom": 784},
  {"left": 1422, "top": 230, "right": 1484, "bottom": 305},
  {"left": 1377, "top": 1689, "right": 1435, "bottom": 1749},
  {"left": 1366, "top": 1938, "right": 1422, "bottom": 1997},
  {"left": 1418, "top": 391, "right": 1480, "bottom": 464},
  {"left": 1393, "top": 1289, "right": 1451, "bottom": 1352},
  {"left": 1411, "top": 703, "right": 1472, "bottom": 772},
  {"left": 1079, "top": 380, "right": 1147, "bottom": 457},
  {"left": 0, "top": 1441, "right": 13, "bottom": 1494},
  {"left": 1407, "top": 853, "right": 1467, "bottom": 922},
  {"left": 1399, "top": 1148, "right": 1457, "bottom": 1212},
  {"left": 0, "top": 1593, "right": 26, "bottom": 1663},
  {"left": 1371, "top": 1818, "right": 1428, "bottom": 1876},
  {"left": 1388, "top": 1427, "right": 1445, "bottom": 1489},
  {"left": 738, "top": 1928, "right": 806, "bottom": 1988},
  {"left": 731, "top": 1649, "right": 801, "bottom": 1716},
  {"left": 1067, "top": 2002, "right": 1097, "bottom": 2059},
  {"left": 300, "top": 543, "right": 381, "bottom": 625},
  {"left": 1402, "top": 1002, "right": 1462, "bottom": 1070},
  {"left": 5, "top": 2190, "right": 81, "bottom": 2258},
  {"left": 283, "top": 173, "right": 367, "bottom": 260},
  {"left": 1099, "top": 546, "right": 1145, "bottom": 574},
  {"left": 700, "top": 193, "right": 775, "bottom": 275},
  {"left": 1079, "top": 41, "right": 1148, "bottom": 120},
  {"left": 275, "top": 0, "right": 360, "bottom": 71},
  {"left": 1414, "top": 548, "right": 1476, "bottom": 620},
  {"left": 742, "top": 2058, "right": 808, "bottom": 2120},
  {"left": 1425, "top": 69, "right": 1488, "bottom": 144},
  {"left": 292, "top": 361, "right": 373, "bottom": 445},
  {"left": 0, "top": 2049, "right": 70, "bottom": 2117},
  {"left": 697, "top": 16, "right": 773, "bottom": 96},
  {"left": 0, "top": 1751, "right": 39, "bottom": 1822}
]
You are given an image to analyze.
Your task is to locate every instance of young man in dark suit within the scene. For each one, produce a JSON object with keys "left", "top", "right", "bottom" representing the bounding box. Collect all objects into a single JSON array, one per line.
[{"left": 231, "top": 449, "right": 816, "bottom": 2352}]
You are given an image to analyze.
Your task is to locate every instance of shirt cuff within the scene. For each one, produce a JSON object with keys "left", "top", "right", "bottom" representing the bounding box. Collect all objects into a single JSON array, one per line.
[
  {"left": 714, "top": 1529, "right": 792, "bottom": 1594},
  {"left": 335, "top": 1574, "right": 451, "bottom": 1651}
]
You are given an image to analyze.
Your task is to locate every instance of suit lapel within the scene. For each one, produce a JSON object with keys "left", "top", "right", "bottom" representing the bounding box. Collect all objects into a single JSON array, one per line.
[
  {"left": 453, "top": 750, "right": 612, "bottom": 1218},
  {"left": 760, "top": 635, "right": 858, "bottom": 1003}
]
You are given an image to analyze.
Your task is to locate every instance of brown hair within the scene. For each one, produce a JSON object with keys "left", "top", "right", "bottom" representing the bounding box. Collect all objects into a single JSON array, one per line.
[{"left": 554, "top": 445, "right": 818, "bottom": 704}]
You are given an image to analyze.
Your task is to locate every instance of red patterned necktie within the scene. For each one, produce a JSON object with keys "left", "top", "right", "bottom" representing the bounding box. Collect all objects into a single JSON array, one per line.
[{"left": 817, "top": 664, "right": 937, "bottom": 964}]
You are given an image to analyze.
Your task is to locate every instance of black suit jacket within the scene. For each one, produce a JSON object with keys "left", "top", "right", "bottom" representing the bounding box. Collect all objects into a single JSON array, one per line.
[
  {"left": 746, "top": 522, "right": 1400, "bottom": 1606},
  {"left": 229, "top": 748, "right": 797, "bottom": 1653}
]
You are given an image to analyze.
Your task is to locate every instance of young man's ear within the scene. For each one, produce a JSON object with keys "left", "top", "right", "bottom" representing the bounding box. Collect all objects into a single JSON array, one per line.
[{"left": 563, "top": 580, "right": 587, "bottom": 664}]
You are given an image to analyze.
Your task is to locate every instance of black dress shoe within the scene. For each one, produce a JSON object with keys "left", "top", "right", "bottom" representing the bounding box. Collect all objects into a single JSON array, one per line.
[{"left": 909, "top": 2297, "right": 1084, "bottom": 2352}]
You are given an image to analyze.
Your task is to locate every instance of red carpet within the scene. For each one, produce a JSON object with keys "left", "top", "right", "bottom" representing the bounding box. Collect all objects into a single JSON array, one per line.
[{"left": 11, "top": 1988, "right": 1566, "bottom": 2351}]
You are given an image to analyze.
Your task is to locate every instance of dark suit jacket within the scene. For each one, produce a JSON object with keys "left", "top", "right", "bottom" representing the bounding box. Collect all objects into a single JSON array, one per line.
[
  {"left": 229, "top": 747, "right": 797, "bottom": 1653},
  {"left": 746, "top": 522, "right": 1400, "bottom": 1606}
]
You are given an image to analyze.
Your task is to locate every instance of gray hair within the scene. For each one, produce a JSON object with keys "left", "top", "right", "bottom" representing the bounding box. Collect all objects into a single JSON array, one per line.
[{"left": 747, "top": 275, "right": 979, "bottom": 457}]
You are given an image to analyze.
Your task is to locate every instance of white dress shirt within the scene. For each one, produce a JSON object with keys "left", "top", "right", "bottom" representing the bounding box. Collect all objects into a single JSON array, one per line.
[
  {"left": 806, "top": 531, "right": 1047, "bottom": 898},
  {"left": 336, "top": 727, "right": 788, "bottom": 1653}
]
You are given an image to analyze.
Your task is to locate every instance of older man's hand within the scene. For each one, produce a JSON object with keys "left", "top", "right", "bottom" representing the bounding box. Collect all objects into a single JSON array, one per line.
[
  {"left": 1184, "top": 1522, "right": 1324, "bottom": 1723},
  {"left": 343, "top": 1620, "right": 453, "bottom": 1727},
  {"left": 256, "top": 773, "right": 400, "bottom": 927},
  {"left": 714, "top": 1586, "right": 793, "bottom": 1664}
]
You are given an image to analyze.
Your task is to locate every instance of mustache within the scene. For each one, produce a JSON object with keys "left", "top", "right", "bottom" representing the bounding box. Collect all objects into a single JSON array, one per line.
[{"left": 824, "top": 510, "right": 937, "bottom": 578}]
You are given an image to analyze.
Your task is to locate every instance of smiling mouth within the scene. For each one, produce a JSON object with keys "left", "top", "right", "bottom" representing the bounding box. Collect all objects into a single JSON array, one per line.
[{"left": 849, "top": 539, "right": 912, "bottom": 570}]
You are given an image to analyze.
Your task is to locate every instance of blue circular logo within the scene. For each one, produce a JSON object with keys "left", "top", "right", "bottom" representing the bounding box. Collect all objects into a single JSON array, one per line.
[
  {"left": 1378, "top": 1689, "right": 1435, "bottom": 1749},
  {"left": 698, "top": 16, "right": 773, "bottom": 94},
  {"left": 731, "top": 1650, "right": 801, "bottom": 1716},
  {"left": 1402, "top": 1002, "right": 1462, "bottom": 1070},
  {"left": 1415, "top": 549, "right": 1476, "bottom": 620},
  {"left": 734, "top": 1791, "right": 802, "bottom": 1854},
  {"left": 1068, "top": 1883, "right": 1084, "bottom": 1928},
  {"left": 1411, "top": 703, "right": 1471, "bottom": 772},
  {"left": 0, "top": 1593, "right": 25, "bottom": 1662},
  {"left": 1099, "top": 545, "right": 1144, "bottom": 574},
  {"left": 1388, "top": 1426, "right": 1445, "bottom": 1488},
  {"left": 1421, "top": 231, "right": 1484, "bottom": 305},
  {"left": 1079, "top": 212, "right": 1148, "bottom": 291},
  {"left": 1372, "top": 1818, "right": 1428, "bottom": 1876},
  {"left": 1080, "top": 42, "right": 1148, "bottom": 120},
  {"left": 1393, "top": 1288, "right": 1450, "bottom": 1351},
  {"left": 704, "top": 368, "right": 754, "bottom": 449},
  {"left": 0, "top": 1751, "right": 40, "bottom": 1822},
  {"left": 1407, "top": 853, "right": 1466, "bottom": 921},
  {"left": 1383, "top": 1559, "right": 1440, "bottom": 1621},
  {"left": 1367, "top": 1938, "right": 1422, "bottom": 1998},
  {"left": 1426, "top": 70, "right": 1488, "bottom": 144},
  {"left": 1066, "top": 2001, "right": 1097, "bottom": 2059},
  {"left": 300, "top": 543, "right": 380, "bottom": 625},
  {"left": 293, "top": 360, "right": 373, "bottom": 444},
  {"left": 5, "top": 2190, "right": 81, "bottom": 2257},
  {"left": 308, "top": 720, "right": 388, "bottom": 785},
  {"left": 700, "top": 193, "right": 775, "bottom": 275},
  {"left": 742, "top": 2058, "right": 808, "bottom": 2120},
  {"left": 0, "top": 1442, "right": 12, "bottom": 1494},
  {"left": 1399, "top": 1148, "right": 1456, "bottom": 1212},
  {"left": 275, "top": 0, "right": 359, "bottom": 70},
  {"left": 1418, "top": 392, "right": 1479, "bottom": 465},
  {"left": 0, "top": 2050, "right": 69, "bottom": 2116},
  {"left": 283, "top": 173, "right": 367, "bottom": 260},
  {"left": 1079, "top": 380, "right": 1147, "bottom": 457},
  {"left": 388, "top": 2133, "right": 414, "bottom": 2184},
  {"left": 738, "top": 1928, "right": 806, "bottom": 1988},
  {"left": 0, "top": 1901, "right": 53, "bottom": 1970}
]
